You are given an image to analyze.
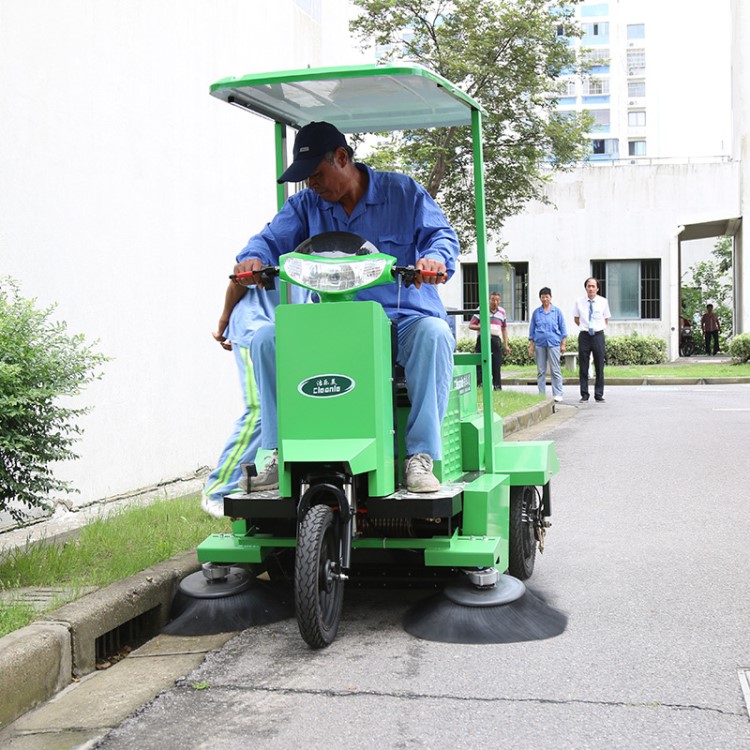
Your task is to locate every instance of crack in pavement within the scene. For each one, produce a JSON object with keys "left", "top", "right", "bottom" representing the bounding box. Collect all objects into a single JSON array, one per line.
[{"left": 177, "top": 683, "right": 744, "bottom": 717}]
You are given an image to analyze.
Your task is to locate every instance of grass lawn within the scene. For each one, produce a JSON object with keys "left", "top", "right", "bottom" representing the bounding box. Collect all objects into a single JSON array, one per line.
[{"left": 0, "top": 495, "right": 224, "bottom": 638}]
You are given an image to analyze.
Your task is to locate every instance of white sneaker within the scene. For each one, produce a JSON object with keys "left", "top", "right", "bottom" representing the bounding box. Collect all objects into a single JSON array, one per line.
[
  {"left": 403, "top": 454, "right": 440, "bottom": 493},
  {"left": 251, "top": 450, "right": 279, "bottom": 491},
  {"left": 201, "top": 495, "right": 225, "bottom": 519},
  {"left": 553, "top": 395, "right": 563, "bottom": 403}
]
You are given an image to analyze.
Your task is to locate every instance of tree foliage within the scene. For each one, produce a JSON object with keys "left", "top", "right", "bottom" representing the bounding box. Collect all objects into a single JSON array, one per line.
[
  {"left": 350, "top": 0, "right": 592, "bottom": 247},
  {"left": 0, "top": 278, "right": 107, "bottom": 522},
  {"left": 681, "top": 236, "right": 733, "bottom": 347}
]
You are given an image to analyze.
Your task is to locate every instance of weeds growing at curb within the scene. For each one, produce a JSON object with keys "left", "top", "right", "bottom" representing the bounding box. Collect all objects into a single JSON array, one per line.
[{"left": 0, "top": 493, "right": 224, "bottom": 637}]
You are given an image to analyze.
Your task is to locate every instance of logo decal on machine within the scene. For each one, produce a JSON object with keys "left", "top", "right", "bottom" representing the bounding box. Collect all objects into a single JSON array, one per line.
[
  {"left": 298, "top": 374, "right": 355, "bottom": 398},
  {"left": 453, "top": 372, "right": 472, "bottom": 395}
]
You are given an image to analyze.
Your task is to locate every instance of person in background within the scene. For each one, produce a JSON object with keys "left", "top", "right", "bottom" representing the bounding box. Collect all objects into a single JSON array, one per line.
[
  {"left": 701, "top": 303, "right": 721, "bottom": 355},
  {"left": 528, "top": 287, "right": 567, "bottom": 403},
  {"left": 468, "top": 291, "right": 510, "bottom": 390},
  {"left": 573, "top": 277, "right": 611, "bottom": 403}
]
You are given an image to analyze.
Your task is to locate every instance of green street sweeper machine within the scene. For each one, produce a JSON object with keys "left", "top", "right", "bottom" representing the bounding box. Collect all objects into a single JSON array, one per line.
[{"left": 166, "top": 64, "right": 564, "bottom": 648}]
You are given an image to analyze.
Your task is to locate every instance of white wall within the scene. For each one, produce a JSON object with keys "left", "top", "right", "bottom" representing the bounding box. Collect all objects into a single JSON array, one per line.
[{"left": 0, "top": 0, "right": 363, "bottom": 508}]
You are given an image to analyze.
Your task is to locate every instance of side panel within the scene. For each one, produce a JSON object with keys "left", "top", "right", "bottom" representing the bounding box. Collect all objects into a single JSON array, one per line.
[{"left": 276, "top": 302, "right": 395, "bottom": 497}]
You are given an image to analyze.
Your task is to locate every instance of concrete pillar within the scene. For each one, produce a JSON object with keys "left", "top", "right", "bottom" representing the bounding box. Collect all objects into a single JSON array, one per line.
[{"left": 732, "top": 0, "right": 749, "bottom": 332}]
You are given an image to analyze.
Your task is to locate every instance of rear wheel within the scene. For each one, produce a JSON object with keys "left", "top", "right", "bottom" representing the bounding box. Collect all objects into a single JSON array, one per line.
[
  {"left": 508, "top": 486, "right": 539, "bottom": 580},
  {"left": 294, "top": 504, "right": 344, "bottom": 648}
]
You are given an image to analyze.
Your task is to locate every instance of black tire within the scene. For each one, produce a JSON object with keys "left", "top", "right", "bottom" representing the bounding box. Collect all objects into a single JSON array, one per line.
[
  {"left": 508, "top": 486, "right": 538, "bottom": 580},
  {"left": 294, "top": 504, "right": 344, "bottom": 648},
  {"left": 680, "top": 339, "right": 695, "bottom": 357}
]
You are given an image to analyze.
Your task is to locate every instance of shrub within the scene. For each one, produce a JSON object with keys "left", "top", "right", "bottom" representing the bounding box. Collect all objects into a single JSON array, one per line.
[
  {"left": 0, "top": 278, "right": 107, "bottom": 522},
  {"left": 729, "top": 333, "right": 750, "bottom": 364},
  {"left": 456, "top": 336, "right": 475, "bottom": 353},
  {"left": 604, "top": 332, "right": 667, "bottom": 365}
]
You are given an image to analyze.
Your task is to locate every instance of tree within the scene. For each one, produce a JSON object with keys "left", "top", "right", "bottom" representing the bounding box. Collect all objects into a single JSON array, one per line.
[
  {"left": 0, "top": 278, "right": 107, "bottom": 523},
  {"left": 681, "top": 236, "right": 733, "bottom": 348},
  {"left": 350, "top": 0, "right": 592, "bottom": 247}
]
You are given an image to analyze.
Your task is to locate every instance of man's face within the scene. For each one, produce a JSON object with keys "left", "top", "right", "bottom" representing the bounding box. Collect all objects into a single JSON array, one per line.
[
  {"left": 490, "top": 294, "right": 500, "bottom": 311},
  {"left": 305, "top": 150, "right": 349, "bottom": 202},
  {"left": 585, "top": 280, "right": 598, "bottom": 298},
  {"left": 540, "top": 293, "right": 552, "bottom": 305}
]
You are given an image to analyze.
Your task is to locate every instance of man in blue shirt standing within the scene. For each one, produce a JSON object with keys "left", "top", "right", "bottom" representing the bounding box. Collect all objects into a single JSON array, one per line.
[
  {"left": 528, "top": 287, "right": 567, "bottom": 402},
  {"left": 233, "top": 121, "right": 459, "bottom": 493}
]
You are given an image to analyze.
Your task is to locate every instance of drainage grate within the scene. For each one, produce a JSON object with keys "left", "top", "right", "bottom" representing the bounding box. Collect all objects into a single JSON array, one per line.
[{"left": 95, "top": 605, "right": 161, "bottom": 663}]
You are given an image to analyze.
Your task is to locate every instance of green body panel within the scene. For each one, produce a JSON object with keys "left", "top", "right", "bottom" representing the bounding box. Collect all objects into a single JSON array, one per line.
[
  {"left": 423, "top": 532, "right": 504, "bottom": 567},
  {"left": 197, "top": 533, "right": 296, "bottom": 565},
  {"left": 460, "top": 412, "right": 504, "bottom": 471},
  {"left": 494, "top": 441, "right": 560, "bottom": 485},
  {"left": 276, "top": 301, "right": 395, "bottom": 498},
  {"left": 461, "top": 472, "right": 509, "bottom": 540},
  {"left": 198, "top": 531, "right": 504, "bottom": 568}
]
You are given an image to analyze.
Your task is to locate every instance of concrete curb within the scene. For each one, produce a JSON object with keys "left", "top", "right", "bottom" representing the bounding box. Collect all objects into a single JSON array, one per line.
[
  {"left": 504, "top": 376, "right": 750, "bottom": 387},
  {"left": 502, "top": 397, "right": 555, "bottom": 436},
  {"left": 0, "top": 550, "right": 200, "bottom": 729}
]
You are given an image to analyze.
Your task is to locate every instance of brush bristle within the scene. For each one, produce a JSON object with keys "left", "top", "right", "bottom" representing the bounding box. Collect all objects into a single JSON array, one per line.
[
  {"left": 403, "top": 587, "right": 567, "bottom": 644},
  {"left": 162, "top": 580, "right": 293, "bottom": 636}
]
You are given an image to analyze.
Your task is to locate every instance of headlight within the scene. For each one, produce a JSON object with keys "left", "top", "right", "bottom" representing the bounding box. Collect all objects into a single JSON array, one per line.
[{"left": 283, "top": 257, "right": 390, "bottom": 293}]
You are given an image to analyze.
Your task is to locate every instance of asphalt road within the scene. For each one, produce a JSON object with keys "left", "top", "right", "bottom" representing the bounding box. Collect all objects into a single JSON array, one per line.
[{"left": 96, "top": 385, "right": 750, "bottom": 750}]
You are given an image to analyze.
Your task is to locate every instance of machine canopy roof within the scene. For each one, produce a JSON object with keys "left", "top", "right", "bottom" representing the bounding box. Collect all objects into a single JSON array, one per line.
[{"left": 209, "top": 63, "right": 484, "bottom": 133}]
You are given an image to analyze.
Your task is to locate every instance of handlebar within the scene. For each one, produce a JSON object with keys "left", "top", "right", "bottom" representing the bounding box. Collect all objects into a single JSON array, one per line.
[
  {"left": 392, "top": 265, "right": 445, "bottom": 288},
  {"left": 229, "top": 266, "right": 280, "bottom": 290}
]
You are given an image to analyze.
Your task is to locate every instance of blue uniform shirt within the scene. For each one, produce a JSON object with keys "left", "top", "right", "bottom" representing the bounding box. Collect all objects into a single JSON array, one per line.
[
  {"left": 236, "top": 163, "right": 459, "bottom": 321},
  {"left": 528, "top": 304, "right": 568, "bottom": 347}
]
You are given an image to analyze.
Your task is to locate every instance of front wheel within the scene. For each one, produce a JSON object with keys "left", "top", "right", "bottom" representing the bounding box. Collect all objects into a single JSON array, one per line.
[
  {"left": 294, "top": 504, "right": 345, "bottom": 648},
  {"left": 508, "top": 486, "right": 539, "bottom": 580}
]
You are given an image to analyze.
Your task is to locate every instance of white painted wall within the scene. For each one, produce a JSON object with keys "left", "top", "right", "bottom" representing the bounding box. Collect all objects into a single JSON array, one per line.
[{"left": 0, "top": 0, "right": 362, "bottom": 508}]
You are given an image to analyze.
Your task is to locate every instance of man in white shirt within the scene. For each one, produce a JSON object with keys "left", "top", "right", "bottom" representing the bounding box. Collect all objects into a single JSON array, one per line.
[{"left": 573, "top": 277, "right": 611, "bottom": 403}]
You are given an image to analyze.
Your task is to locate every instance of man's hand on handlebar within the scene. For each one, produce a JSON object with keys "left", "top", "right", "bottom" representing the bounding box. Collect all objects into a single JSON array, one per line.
[
  {"left": 233, "top": 258, "right": 265, "bottom": 288},
  {"left": 414, "top": 258, "right": 447, "bottom": 289}
]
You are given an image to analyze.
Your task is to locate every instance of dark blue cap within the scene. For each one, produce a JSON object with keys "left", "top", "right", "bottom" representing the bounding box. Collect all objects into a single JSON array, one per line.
[{"left": 277, "top": 121, "right": 348, "bottom": 184}]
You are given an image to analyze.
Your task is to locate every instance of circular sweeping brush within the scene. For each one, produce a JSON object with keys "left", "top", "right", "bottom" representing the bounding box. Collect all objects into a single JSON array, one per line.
[
  {"left": 162, "top": 565, "right": 293, "bottom": 636},
  {"left": 403, "top": 573, "right": 567, "bottom": 644}
]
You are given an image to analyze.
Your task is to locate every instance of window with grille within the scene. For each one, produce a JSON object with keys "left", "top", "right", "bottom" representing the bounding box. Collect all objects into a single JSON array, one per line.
[
  {"left": 583, "top": 77, "right": 610, "bottom": 96},
  {"left": 627, "top": 49, "right": 646, "bottom": 75},
  {"left": 581, "top": 48, "right": 610, "bottom": 67},
  {"left": 591, "top": 260, "right": 660, "bottom": 319},
  {"left": 462, "top": 262, "right": 529, "bottom": 322}
]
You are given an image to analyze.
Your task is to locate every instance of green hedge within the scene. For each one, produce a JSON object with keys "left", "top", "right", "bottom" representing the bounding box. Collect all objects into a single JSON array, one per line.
[
  {"left": 729, "top": 333, "right": 750, "bottom": 364},
  {"left": 457, "top": 331, "right": 667, "bottom": 366}
]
